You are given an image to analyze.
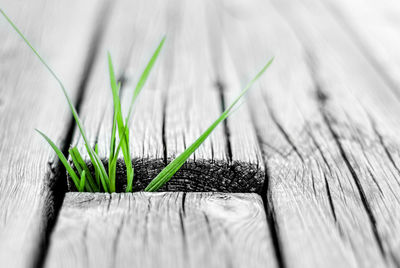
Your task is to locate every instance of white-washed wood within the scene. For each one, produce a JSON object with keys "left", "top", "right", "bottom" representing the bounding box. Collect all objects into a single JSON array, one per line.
[
  {"left": 162, "top": 0, "right": 263, "bottom": 191},
  {"left": 277, "top": 0, "right": 400, "bottom": 264},
  {"left": 323, "top": 0, "right": 400, "bottom": 98},
  {"left": 220, "top": 0, "right": 400, "bottom": 266},
  {"left": 70, "top": 0, "right": 168, "bottom": 192},
  {"left": 44, "top": 192, "right": 277, "bottom": 268},
  {"left": 72, "top": 0, "right": 264, "bottom": 192},
  {"left": 0, "top": 1, "right": 105, "bottom": 267}
]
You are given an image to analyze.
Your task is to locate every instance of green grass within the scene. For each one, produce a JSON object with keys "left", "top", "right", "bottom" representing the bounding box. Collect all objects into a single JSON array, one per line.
[{"left": 1, "top": 9, "right": 273, "bottom": 192}]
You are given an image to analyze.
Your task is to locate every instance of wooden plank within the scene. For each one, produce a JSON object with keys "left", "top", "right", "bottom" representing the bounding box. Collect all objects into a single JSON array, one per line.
[
  {"left": 44, "top": 192, "right": 277, "bottom": 268},
  {"left": 71, "top": 0, "right": 264, "bottom": 192},
  {"left": 0, "top": 1, "right": 106, "bottom": 267},
  {"left": 323, "top": 0, "right": 400, "bottom": 98},
  {"left": 69, "top": 0, "right": 168, "bottom": 192},
  {"left": 219, "top": 0, "right": 400, "bottom": 266},
  {"left": 279, "top": 0, "right": 400, "bottom": 264}
]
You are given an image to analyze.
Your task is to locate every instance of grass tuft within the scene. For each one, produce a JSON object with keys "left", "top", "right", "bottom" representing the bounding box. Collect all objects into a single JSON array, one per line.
[{"left": 1, "top": 9, "right": 272, "bottom": 192}]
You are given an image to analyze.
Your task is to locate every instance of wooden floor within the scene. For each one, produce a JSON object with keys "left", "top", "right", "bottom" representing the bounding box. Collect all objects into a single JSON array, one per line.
[{"left": 1, "top": 0, "right": 400, "bottom": 267}]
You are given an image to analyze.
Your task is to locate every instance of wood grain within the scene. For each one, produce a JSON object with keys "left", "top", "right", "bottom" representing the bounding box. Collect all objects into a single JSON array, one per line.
[
  {"left": 44, "top": 192, "right": 277, "bottom": 268},
  {"left": 0, "top": 0, "right": 107, "bottom": 267},
  {"left": 219, "top": 0, "right": 400, "bottom": 266},
  {"left": 69, "top": 0, "right": 265, "bottom": 192}
]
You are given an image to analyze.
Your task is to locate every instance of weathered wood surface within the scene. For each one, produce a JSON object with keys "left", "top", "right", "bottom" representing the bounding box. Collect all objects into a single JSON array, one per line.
[
  {"left": 324, "top": 0, "right": 400, "bottom": 97},
  {"left": 1, "top": 0, "right": 400, "bottom": 267},
  {"left": 44, "top": 192, "right": 277, "bottom": 268},
  {"left": 70, "top": 0, "right": 264, "bottom": 192},
  {"left": 0, "top": 1, "right": 106, "bottom": 267},
  {"left": 220, "top": 0, "right": 400, "bottom": 267}
]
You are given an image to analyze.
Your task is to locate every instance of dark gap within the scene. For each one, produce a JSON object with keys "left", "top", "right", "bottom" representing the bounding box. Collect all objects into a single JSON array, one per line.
[
  {"left": 161, "top": 91, "right": 169, "bottom": 191},
  {"left": 249, "top": 104, "right": 286, "bottom": 268},
  {"left": 266, "top": 105, "right": 305, "bottom": 163},
  {"left": 261, "top": 167, "right": 287, "bottom": 268},
  {"left": 215, "top": 80, "right": 233, "bottom": 162},
  {"left": 324, "top": 173, "right": 337, "bottom": 222},
  {"left": 318, "top": 100, "right": 386, "bottom": 256},
  {"left": 179, "top": 194, "right": 188, "bottom": 262},
  {"left": 181, "top": 192, "right": 187, "bottom": 217},
  {"left": 368, "top": 114, "right": 400, "bottom": 188},
  {"left": 275, "top": 0, "right": 388, "bottom": 255},
  {"left": 34, "top": 2, "right": 112, "bottom": 268},
  {"left": 117, "top": 73, "right": 127, "bottom": 90},
  {"left": 305, "top": 122, "right": 332, "bottom": 173},
  {"left": 161, "top": 0, "right": 177, "bottom": 168},
  {"left": 306, "top": 47, "right": 387, "bottom": 256},
  {"left": 161, "top": 97, "right": 168, "bottom": 167},
  {"left": 270, "top": 1, "right": 389, "bottom": 260},
  {"left": 203, "top": 212, "right": 213, "bottom": 236}
]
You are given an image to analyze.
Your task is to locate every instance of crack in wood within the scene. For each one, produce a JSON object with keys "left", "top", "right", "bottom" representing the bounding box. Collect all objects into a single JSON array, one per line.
[
  {"left": 215, "top": 80, "right": 233, "bottom": 163},
  {"left": 316, "top": 89, "right": 386, "bottom": 257},
  {"left": 252, "top": 119, "right": 286, "bottom": 268},
  {"left": 35, "top": 2, "right": 113, "bottom": 267}
]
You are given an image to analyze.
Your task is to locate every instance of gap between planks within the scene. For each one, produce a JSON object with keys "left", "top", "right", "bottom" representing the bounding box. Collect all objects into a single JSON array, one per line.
[
  {"left": 0, "top": 0, "right": 109, "bottom": 267},
  {"left": 219, "top": 0, "right": 400, "bottom": 267}
]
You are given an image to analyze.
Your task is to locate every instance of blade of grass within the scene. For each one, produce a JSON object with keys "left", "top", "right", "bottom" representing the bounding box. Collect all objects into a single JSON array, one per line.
[
  {"left": 36, "top": 129, "right": 81, "bottom": 190},
  {"left": 0, "top": 9, "right": 110, "bottom": 191},
  {"left": 108, "top": 54, "right": 133, "bottom": 192},
  {"left": 125, "top": 36, "right": 166, "bottom": 123},
  {"left": 108, "top": 37, "right": 165, "bottom": 192},
  {"left": 70, "top": 147, "right": 99, "bottom": 191},
  {"left": 145, "top": 58, "right": 274, "bottom": 192},
  {"left": 69, "top": 148, "right": 83, "bottom": 174},
  {"left": 123, "top": 37, "right": 165, "bottom": 192},
  {"left": 110, "top": 107, "right": 118, "bottom": 161},
  {"left": 94, "top": 143, "right": 100, "bottom": 186},
  {"left": 68, "top": 147, "right": 92, "bottom": 191},
  {"left": 79, "top": 170, "right": 86, "bottom": 192}
]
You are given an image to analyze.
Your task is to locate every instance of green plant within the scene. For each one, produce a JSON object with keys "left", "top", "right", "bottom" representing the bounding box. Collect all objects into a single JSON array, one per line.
[{"left": 1, "top": 9, "right": 273, "bottom": 192}]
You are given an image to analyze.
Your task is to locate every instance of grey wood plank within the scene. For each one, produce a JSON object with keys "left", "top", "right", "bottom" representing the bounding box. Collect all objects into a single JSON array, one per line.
[
  {"left": 0, "top": 1, "right": 106, "bottom": 267},
  {"left": 323, "top": 0, "right": 400, "bottom": 99},
  {"left": 70, "top": 0, "right": 264, "bottom": 192},
  {"left": 44, "top": 192, "right": 277, "bottom": 268},
  {"left": 219, "top": 0, "right": 400, "bottom": 266},
  {"left": 70, "top": 0, "right": 168, "bottom": 192}
]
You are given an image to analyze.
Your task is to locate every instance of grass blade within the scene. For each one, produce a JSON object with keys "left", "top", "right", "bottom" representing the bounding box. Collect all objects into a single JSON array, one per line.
[
  {"left": 108, "top": 37, "right": 166, "bottom": 192},
  {"left": 145, "top": 58, "right": 274, "bottom": 192},
  {"left": 36, "top": 129, "right": 81, "bottom": 189},
  {"left": 70, "top": 147, "right": 99, "bottom": 191},
  {"left": 108, "top": 53, "right": 133, "bottom": 192},
  {"left": 110, "top": 107, "right": 118, "bottom": 162},
  {"left": 94, "top": 143, "right": 100, "bottom": 186},
  {"left": 125, "top": 36, "right": 166, "bottom": 123},
  {"left": 1, "top": 9, "right": 109, "bottom": 192},
  {"left": 69, "top": 148, "right": 83, "bottom": 174},
  {"left": 79, "top": 170, "right": 86, "bottom": 192},
  {"left": 68, "top": 147, "right": 92, "bottom": 191}
]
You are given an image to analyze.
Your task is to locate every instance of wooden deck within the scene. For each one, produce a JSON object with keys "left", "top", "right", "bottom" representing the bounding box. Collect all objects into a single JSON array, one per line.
[{"left": 1, "top": 0, "right": 399, "bottom": 267}]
